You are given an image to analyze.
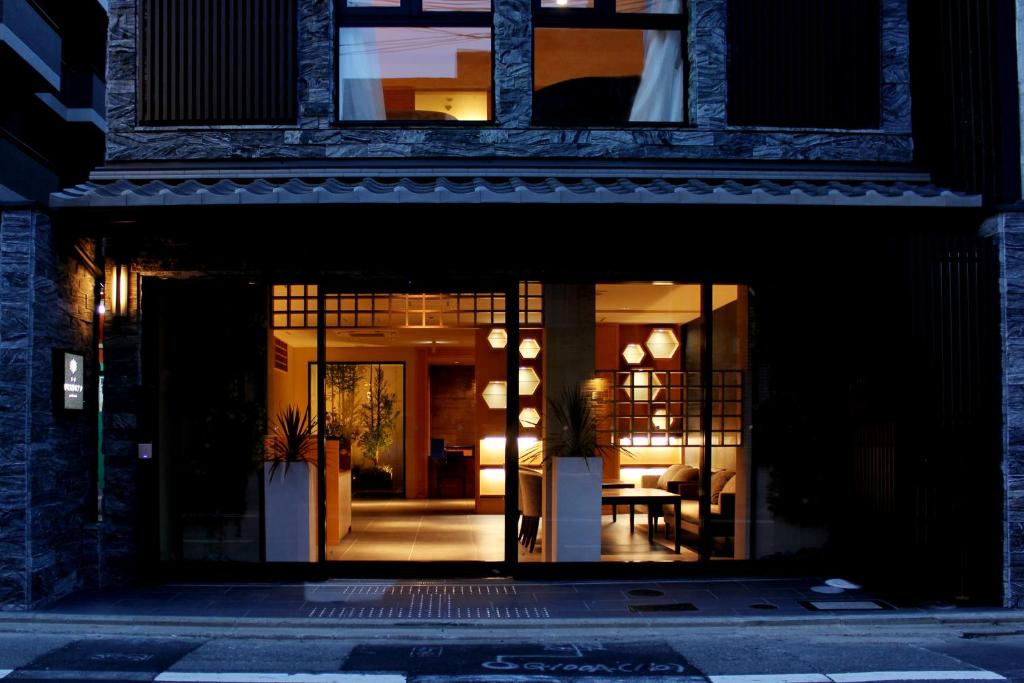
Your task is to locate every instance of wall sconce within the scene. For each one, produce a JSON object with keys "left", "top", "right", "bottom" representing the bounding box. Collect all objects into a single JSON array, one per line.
[
  {"left": 482, "top": 381, "right": 507, "bottom": 409},
  {"left": 622, "top": 343, "right": 645, "bottom": 365},
  {"left": 519, "top": 407, "right": 540, "bottom": 428},
  {"left": 112, "top": 262, "right": 130, "bottom": 318},
  {"left": 622, "top": 370, "right": 663, "bottom": 402},
  {"left": 519, "top": 338, "right": 541, "bottom": 359},
  {"left": 645, "top": 328, "right": 679, "bottom": 359},
  {"left": 518, "top": 367, "right": 540, "bottom": 395},
  {"left": 487, "top": 328, "right": 507, "bottom": 349}
]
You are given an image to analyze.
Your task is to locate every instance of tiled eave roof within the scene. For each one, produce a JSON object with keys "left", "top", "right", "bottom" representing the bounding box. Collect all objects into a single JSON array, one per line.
[{"left": 50, "top": 177, "right": 982, "bottom": 208}]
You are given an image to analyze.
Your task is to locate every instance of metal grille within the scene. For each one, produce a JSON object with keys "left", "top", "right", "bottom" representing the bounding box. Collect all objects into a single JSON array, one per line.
[
  {"left": 271, "top": 283, "right": 543, "bottom": 329},
  {"left": 593, "top": 370, "right": 743, "bottom": 446},
  {"left": 139, "top": 0, "right": 297, "bottom": 125},
  {"left": 726, "top": 0, "right": 880, "bottom": 128},
  {"left": 273, "top": 337, "right": 288, "bottom": 372},
  {"left": 908, "top": 0, "right": 1019, "bottom": 204}
]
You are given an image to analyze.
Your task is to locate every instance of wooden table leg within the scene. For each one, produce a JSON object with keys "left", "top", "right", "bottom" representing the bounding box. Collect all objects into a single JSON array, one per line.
[
  {"left": 648, "top": 511, "right": 654, "bottom": 542},
  {"left": 674, "top": 499, "right": 681, "bottom": 554},
  {"left": 612, "top": 503, "right": 617, "bottom": 522},
  {"left": 629, "top": 503, "right": 635, "bottom": 533}
]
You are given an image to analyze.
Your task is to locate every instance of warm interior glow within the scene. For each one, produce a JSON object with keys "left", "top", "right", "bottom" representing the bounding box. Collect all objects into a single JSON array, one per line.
[
  {"left": 518, "top": 366, "right": 540, "bottom": 395},
  {"left": 479, "top": 467, "right": 505, "bottom": 496},
  {"left": 652, "top": 408, "right": 668, "bottom": 430},
  {"left": 622, "top": 370, "right": 663, "bottom": 402},
  {"left": 115, "top": 264, "right": 129, "bottom": 317},
  {"left": 480, "top": 436, "right": 540, "bottom": 465},
  {"left": 519, "top": 407, "right": 541, "bottom": 428},
  {"left": 620, "top": 466, "right": 670, "bottom": 488},
  {"left": 621, "top": 343, "right": 645, "bottom": 365},
  {"left": 414, "top": 91, "right": 488, "bottom": 121},
  {"left": 615, "top": 444, "right": 681, "bottom": 463},
  {"left": 519, "top": 338, "right": 541, "bottom": 359},
  {"left": 645, "top": 328, "right": 680, "bottom": 359},
  {"left": 487, "top": 328, "right": 507, "bottom": 349},
  {"left": 482, "top": 380, "right": 507, "bottom": 409}
]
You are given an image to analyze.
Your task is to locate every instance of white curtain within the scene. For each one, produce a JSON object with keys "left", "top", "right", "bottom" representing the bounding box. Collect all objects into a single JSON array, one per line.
[
  {"left": 629, "top": 0, "right": 684, "bottom": 122},
  {"left": 339, "top": 26, "right": 387, "bottom": 120}
]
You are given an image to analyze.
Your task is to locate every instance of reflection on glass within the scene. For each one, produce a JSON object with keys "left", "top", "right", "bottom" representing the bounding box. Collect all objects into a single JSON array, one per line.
[
  {"left": 616, "top": 0, "right": 680, "bottom": 13},
  {"left": 534, "top": 27, "right": 683, "bottom": 124},
  {"left": 346, "top": 0, "right": 401, "bottom": 6},
  {"left": 339, "top": 27, "right": 492, "bottom": 121},
  {"left": 423, "top": 0, "right": 491, "bottom": 10},
  {"left": 540, "top": 0, "right": 594, "bottom": 7}
]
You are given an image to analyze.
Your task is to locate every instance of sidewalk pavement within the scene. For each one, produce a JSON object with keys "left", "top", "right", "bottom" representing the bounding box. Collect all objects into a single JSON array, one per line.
[{"left": 2, "top": 577, "right": 1023, "bottom": 634}]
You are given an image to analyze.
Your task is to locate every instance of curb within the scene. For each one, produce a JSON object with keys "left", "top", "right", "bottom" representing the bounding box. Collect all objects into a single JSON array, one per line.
[{"left": 0, "top": 609, "right": 1023, "bottom": 638}]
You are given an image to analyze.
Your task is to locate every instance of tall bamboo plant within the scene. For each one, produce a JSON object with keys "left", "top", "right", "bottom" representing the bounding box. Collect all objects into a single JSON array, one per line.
[{"left": 358, "top": 365, "right": 401, "bottom": 468}]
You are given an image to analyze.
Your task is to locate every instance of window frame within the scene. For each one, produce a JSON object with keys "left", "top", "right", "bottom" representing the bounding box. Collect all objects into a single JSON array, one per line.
[
  {"left": 334, "top": 0, "right": 496, "bottom": 126},
  {"left": 532, "top": 0, "right": 690, "bottom": 127}
]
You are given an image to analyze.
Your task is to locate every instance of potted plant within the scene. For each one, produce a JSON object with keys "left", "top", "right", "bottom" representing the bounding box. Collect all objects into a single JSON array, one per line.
[
  {"left": 354, "top": 366, "right": 401, "bottom": 493},
  {"left": 525, "top": 381, "right": 618, "bottom": 562},
  {"left": 264, "top": 405, "right": 317, "bottom": 561}
]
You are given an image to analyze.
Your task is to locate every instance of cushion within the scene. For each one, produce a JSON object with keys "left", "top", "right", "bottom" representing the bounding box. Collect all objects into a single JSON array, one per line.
[
  {"left": 669, "top": 466, "right": 699, "bottom": 484},
  {"left": 656, "top": 464, "right": 687, "bottom": 490},
  {"left": 711, "top": 470, "right": 735, "bottom": 504},
  {"left": 721, "top": 475, "right": 736, "bottom": 495}
]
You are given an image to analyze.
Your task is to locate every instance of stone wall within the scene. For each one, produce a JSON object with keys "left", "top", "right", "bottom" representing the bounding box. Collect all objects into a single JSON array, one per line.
[
  {"left": 104, "top": 0, "right": 913, "bottom": 164},
  {"left": 0, "top": 209, "right": 98, "bottom": 609},
  {"left": 989, "top": 212, "right": 1024, "bottom": 608}
]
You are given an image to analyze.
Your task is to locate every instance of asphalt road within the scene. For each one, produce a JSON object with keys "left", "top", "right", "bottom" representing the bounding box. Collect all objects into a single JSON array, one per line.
[{"left": 0, "top": 621, "right": 1021, "bottom": 682}]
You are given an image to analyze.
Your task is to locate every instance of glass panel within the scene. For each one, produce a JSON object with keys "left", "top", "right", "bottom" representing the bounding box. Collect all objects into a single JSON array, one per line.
[
  {"left": 534, "top": 28, "right": 684, "bottom": 124},
  {"left": 347, "top": 0, "right": 402, "bottom": 6},
  {"left": 339, "top": 27, "right": 493, "bottom": 121},
  {"left": 423, "top": 0, "right": 490, "bottom": 10},
  {"left": 616, "top": 0, "right": 680, "bottom": 13},
  {"left": 540, "top": 0, "right": 594, "bottom": 7}
]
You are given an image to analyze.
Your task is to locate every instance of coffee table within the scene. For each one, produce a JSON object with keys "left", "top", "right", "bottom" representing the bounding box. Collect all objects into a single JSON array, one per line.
[
  {"left": 601, "top": 480, "right": 634, "bottom": 522},
  {"left": 601, "top": 487, "right": 682, "bottom": 554}
]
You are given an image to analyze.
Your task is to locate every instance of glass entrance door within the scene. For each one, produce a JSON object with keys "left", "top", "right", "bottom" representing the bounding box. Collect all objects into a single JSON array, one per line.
[{"left": 267, "top": 283, "right": 541, "bottom": 565}]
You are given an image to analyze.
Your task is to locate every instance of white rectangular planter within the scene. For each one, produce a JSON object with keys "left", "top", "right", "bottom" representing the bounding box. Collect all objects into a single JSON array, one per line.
[
  {"left": 263, "top": 461, "right": 317, "bottom": 562},
  {"left": 544, "top": 457, "right": 602, "bottom": 562}
]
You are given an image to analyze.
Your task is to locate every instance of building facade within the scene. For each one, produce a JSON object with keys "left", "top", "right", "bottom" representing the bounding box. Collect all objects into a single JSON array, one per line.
[{"left": 2, "top": 0, "right": 1024, "bottom": 608}]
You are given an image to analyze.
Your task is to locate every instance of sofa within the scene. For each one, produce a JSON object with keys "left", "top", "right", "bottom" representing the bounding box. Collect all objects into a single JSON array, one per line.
[{"left": 641, "top": 464, "right": 736, "bottom": 548}]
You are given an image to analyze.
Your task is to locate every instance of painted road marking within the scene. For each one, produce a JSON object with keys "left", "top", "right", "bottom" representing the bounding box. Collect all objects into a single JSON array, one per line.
[
  {"left": 828, "top": 672, "right": 1006, "bottom": 682},
  {"left": 710, "top": 672, "right": 1005, "bottom": 683},
  {"left": 155, "top": 674, "right": 406, "bottom": 682},
  {"left": 709, "top": 676, "right": 831, "bottom": 683}
]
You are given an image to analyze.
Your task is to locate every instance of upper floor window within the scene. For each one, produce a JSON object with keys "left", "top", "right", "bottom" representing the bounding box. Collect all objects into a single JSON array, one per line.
[
  {"left": 533, "top": 0, "right": 687, "bottom": 126},
  {"left": 337, "top": 0, "right": 493, "bottom": 122},
  {"left": 139, "top": 0, "right": 298, "bottom": 126},
  {"left": 726, "top": 0, "right": 880, "bottom": 128}
]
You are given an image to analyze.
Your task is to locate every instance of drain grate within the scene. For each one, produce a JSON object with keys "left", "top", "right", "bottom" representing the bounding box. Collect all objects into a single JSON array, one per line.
[
  {"left": 627, "top": 602, "right": 698, "bottom": 613},
  {"left": 307, "top": 597, "right": 549, "bottom": 620},
  {"left": 627, "top": 589, "right": 665, "bottom": 598},
  {"left": 800, "top": 600, "right": 891, "bottom": 611}
]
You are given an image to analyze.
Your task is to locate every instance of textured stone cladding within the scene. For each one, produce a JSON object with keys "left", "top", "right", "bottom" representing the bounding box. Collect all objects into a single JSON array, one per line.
[
  {"left": 0, "top": 209, "right": 99, "bottom": 609},
  {"left": 105, "top": 0, "right": 913, "bottom": 163},
  {"left": 993, "top": 213, "right": 1024, "bottom": 608}
]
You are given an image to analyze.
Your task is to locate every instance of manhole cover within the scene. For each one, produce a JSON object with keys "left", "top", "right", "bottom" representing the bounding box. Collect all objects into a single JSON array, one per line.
[
  {"left": 749, "top": 603, "right": 778, "bottom": 610},
  {"left": 627, "top": 602, "right": 698, "bottom": 613},
  {"left": 627, "top": 589, "right": 665, "bottom": 597}
]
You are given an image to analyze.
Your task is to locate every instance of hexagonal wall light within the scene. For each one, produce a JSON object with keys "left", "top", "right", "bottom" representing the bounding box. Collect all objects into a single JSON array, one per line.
[
  {"left": 487, "top": 328, "right": 508, "bottom": 349},
  {"left": 622, "top": 343, "right": 645, "bottom": 365},
  {"left": 482, "top": 381, "right": 507, "bottom": 409},
  {"left": 519, "top": 338, "right": 541, "bottom": 359},
  {"left": 518, "top": 367, "right": 540, "bottom": 395},
  {"left": 645, "top": 328, "right": 679, "bottom": 359},
  {"left": 519, "top": 407, "right": 541, "bottom": 428},
  {"left": 622, "top": 370, "right": 663, "bottom": 402}
]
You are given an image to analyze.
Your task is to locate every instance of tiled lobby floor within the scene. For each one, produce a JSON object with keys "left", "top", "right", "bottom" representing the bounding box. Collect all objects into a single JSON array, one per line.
[{"left": 327, "top": 499, "right": 698, "bottom": 562}]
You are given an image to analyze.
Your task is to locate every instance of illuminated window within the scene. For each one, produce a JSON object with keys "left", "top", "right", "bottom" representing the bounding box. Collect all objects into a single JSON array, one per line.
[{"left": 338, "top": 0, "right": 492, "bottom": 122}]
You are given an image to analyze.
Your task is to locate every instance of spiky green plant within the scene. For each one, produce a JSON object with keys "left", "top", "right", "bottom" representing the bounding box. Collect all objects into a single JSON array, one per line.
[
  {"left": 523, "top": 382, "right": 627, "bottom": 468},
  {"left": 266, "top": 405, "right": 316, "bottom": 482}
]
